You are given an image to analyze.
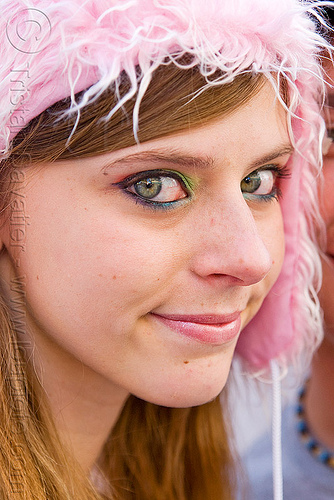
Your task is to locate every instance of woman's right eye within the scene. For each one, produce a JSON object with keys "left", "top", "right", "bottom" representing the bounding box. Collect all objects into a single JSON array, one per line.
[
  {"left": 114, "top": 169, "right": 192, "bottom": 208},
  {"left": 128, "top": 175, "right": 187, "bottom": 202}
]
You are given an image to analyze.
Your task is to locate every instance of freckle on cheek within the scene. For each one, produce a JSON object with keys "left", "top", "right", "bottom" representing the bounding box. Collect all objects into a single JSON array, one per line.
[
  {"left": 183, "top": 361, "right": 189, "bottom": 364},
  {"left": 113, "top": 275, "right": 117, "bottom": 280}
]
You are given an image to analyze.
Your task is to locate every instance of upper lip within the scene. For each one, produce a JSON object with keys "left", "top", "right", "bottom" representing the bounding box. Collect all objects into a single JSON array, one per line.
[{"left": 151, "top": 312, "right": 240, "bottom": 324}]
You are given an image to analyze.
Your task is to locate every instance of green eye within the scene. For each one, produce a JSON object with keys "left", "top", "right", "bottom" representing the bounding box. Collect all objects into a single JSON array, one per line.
[
  {"left": 134, "top": 178, "right": 162, "bottom": 199},
  {"left": 241, "top": 172, "right": 261, "bottom": 193},
  {"left": 241, "top": 169, "right": 275, "bottom": 197},
  {"left": 115, "top": 169, "right": 193, "bottom": 209}
]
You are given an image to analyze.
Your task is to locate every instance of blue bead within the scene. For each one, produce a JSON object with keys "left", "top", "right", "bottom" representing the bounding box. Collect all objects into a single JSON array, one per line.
[
  {"left": 306, "top": 439, "right": 317, "bottom": 450},
  {"left": 319, "top": 451, "right": 331, "bottom": 463},
  {"left": 297, "top": 421, "right": 308, "bottom": 432}
]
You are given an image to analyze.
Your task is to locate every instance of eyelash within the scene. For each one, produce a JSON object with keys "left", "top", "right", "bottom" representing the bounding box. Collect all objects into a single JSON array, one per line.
[{"left": 114, "top": 164, "right": 290, "bottom": 211}]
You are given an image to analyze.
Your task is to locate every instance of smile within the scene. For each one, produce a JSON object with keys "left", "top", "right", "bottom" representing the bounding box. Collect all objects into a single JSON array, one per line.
[{"left": 150, "top": 312, "right": 242, "bottom": 345}]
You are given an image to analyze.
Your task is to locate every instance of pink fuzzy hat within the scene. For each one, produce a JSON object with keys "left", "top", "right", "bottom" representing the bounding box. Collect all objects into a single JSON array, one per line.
[{"left": 0, "top": 0, "right": 331, "bottom": 376}]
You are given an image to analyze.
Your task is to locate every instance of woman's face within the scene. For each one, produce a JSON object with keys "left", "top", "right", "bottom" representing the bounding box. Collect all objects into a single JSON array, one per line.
[
  {"left": 319, "top": 62, "right": 334, "bottom": 341},
  {"left": 0, "top": 82, "right": 290, "bottom": 407}
]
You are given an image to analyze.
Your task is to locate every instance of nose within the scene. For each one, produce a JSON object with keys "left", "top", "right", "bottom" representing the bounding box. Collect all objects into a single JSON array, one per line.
[{"left": 190, "top": 195, "right": 273, "bottom": 286}]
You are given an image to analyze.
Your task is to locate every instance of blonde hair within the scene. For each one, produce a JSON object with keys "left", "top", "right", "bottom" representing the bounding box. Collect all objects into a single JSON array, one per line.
[{"left": 0, "top": 65, "right": 266, "bottom": 499}]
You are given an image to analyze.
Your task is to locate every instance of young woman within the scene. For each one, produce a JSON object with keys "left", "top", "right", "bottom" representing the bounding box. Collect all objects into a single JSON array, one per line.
[{"left": 0, "top": 0, "right": 330, "bottom": 498}]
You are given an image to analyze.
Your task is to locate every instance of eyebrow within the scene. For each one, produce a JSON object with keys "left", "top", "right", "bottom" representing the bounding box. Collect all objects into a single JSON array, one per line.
[
  {"left": 104, "top": 144, "right": 294, "bottom": 172},
  {"left": 106, "top": 151, "right": 214, "bottom": 171},
  {"left": 248, "top": 145, "right": 294, "bottom": 170}
]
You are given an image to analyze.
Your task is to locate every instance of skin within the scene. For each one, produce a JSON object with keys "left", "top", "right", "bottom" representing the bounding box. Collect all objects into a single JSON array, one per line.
[
  {"left": 304, "top": 60, "right": 334, "bottom": 450},
  {"left": 0, "top": 82, "right": 290, "bottom": 470}
]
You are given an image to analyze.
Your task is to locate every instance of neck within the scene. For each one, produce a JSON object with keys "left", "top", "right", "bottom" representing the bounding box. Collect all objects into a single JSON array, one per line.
[
  {"left": 50, "top": 370, "right": 129, "bottom": 473},
  {"left": 304, "top": 335, "right": 334, "bottom": 450}
]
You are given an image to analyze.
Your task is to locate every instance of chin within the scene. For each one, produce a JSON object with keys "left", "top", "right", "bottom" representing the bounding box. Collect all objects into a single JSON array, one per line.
[
  {"left": 133, "top": 380, "right": 227, "bottom": 409},
  {"left": 166, "top": 393, "right": 221, "bottom": 409}
]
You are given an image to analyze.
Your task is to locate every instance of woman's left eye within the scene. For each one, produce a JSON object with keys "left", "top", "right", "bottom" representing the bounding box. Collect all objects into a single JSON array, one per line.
[
  {"left": 241, "top": 167, "right": 287, "bottom": 201},
  {"left": 115, "top": 170, "right": 191, "bottom": 206}
]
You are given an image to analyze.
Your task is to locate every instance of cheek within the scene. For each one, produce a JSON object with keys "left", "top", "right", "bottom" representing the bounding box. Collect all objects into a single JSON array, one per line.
[
  {"left": 13, "top": 205, "right": 182, "bottom": 326},
  {"left": 274, "top": 223, "right": 285, "bottom": 273},
  {"left": 260, "top": 206, "right": 285, "bottom": 287}
]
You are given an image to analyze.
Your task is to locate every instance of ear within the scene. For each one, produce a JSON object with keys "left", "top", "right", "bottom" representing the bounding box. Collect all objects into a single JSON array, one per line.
[
  {"left": 0, "top": 213, "right": 25, "bottom": 271},
  {"left": 0, "top": 168, "right": 29, "bottom": 259}
]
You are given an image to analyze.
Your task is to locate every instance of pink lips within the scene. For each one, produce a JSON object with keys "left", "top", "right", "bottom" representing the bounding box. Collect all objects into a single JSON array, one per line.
[{"left": 151, "top": 312, "right": 241, "bottom": 345}]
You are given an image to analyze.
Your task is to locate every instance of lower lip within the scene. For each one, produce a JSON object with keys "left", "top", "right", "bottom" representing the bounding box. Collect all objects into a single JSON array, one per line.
[{"left": 151, "top": 313, "right": 241, "bottom": 345}]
